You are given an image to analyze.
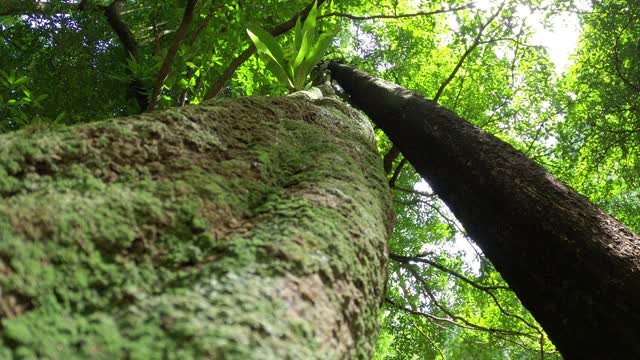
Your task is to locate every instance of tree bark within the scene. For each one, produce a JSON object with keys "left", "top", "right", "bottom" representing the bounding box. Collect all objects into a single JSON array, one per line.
[
  {"left": 0, "top": 90, "right": 393, "bottom": 359},
  {"left": 328, "top": 62, "right": 640, "bottom": 359}
]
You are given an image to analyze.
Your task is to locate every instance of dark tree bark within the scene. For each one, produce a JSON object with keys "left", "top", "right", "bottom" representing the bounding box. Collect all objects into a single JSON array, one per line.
[{"left": 328, "top": 62, "right": 640, "bottom": 359}]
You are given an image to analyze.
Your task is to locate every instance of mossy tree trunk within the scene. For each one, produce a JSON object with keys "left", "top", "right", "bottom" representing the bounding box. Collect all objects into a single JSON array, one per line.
[
  {"left": 0, "top": 92, "right": 394, "bottom": 359},
  {"left": 328, "top": 62, "right": 640, "bottom": 359}
]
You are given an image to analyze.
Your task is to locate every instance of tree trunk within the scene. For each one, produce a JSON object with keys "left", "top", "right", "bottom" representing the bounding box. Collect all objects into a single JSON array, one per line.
[
  {"left": 0, "top": 89, "right": 394, "bottom": 359},
  {"left": 328, "top": 62, "right": 640, "bottom": 359}
]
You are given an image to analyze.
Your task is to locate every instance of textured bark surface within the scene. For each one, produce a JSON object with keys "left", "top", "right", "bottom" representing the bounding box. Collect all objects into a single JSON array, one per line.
[
  {"left": 329, "top": 62, "right": 640, "bottom": 359},
  {"left": 0, "top": 93, "right": 393, "bottom": 359}
]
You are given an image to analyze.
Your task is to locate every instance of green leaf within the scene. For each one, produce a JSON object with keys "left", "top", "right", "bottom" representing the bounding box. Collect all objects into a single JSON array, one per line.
[
  {"left": 293, "top": 26, "right": 313, "bottom": 71},
  {"left": 246, "top": 25, "right": 291, "bottom": 79},
  {"left": 302, "top": 32, "right": 335, "bottom": 78},
  {"left": 294, "top": 17, "right": 303, "bottom": 51},
  {"left": 14, "top": 77, "right": 28, "bottom": 86},
  {"left": 302, "top": 1, "right": 318, "bottom": 39},
  {"left": 55, "top": 111, "right": 66, "bottom": 122},
  {"left": 293, "top": 62, "right": 307, "bottom": 90},
  {"left": 264, "top": 59, "right": 294, "bottom": 89},
  {"left": 295, "top": 0, "right": 318, "bottom": 70},
  {"left": 7, "top": 70, "right": 15, "bottom": 84}
]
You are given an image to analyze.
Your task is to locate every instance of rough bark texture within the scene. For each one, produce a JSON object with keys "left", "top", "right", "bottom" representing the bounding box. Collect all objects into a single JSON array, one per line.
[
  {"left": 0, "top": 91, "right": 393, "bottom": 359},
  {"left": 329, "top": 62, "right": 640, "bottom": 359}
]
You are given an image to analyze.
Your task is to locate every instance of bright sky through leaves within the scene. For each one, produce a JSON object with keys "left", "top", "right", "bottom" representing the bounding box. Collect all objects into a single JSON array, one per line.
[{"left": 475, "top": 0, "right": 589, "bottom": 74}]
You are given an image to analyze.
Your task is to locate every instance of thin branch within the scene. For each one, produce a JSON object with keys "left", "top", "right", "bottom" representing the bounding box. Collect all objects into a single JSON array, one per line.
[
  {"left": 523, "top": 105, "right": 569, "bottom": 157},
  {"left": 612, "top": 18, "right": 640, "bottom": 93},
  {"left": 404, "top": 265, "right": 539, "bottom": 339},
  {"left": 147, "top": 0, "right": 199, "bottom": 112},
  {"left": 407, "top": 317, "right": 446, "bottom": 359},
  {"left": 433, "top": 2, "right": 505, "bottom": 102},
  {"left": 386, "top": 298, "right": 466, "bottom": 327},
  {"left": 189, "top": 5, "right": 219, "bottom": 44},
  {"left": 178, "top": 4, "right": 222, "bottom": 106},
  {"left": 411, "top": 196, "right": 486, "bottom": 262},
  {"left": 204, "top": 0, "right": 329, "bottom": 99},
  {"left": 390, "top": 253, "right": 511, "bottom": 292},
  {"left": 318, "top": 4, "right": 474, "bottom": 21},
  {"left": 389, "top": 157, "right": 407, "bottom": 188},
  {"left": 394, "top": 195, "right": 467, "bottom": 236},
  {"left": 392, "top": 186, "right": 436, "bottom": 198},
  {"left": 400, "top": 259, "right": 542, "bottom": 335}
]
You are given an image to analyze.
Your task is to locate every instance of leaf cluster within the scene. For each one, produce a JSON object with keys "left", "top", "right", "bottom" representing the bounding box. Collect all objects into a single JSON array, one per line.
[{"left": 246, "top": 1, "right": 335, "bottom": 92}]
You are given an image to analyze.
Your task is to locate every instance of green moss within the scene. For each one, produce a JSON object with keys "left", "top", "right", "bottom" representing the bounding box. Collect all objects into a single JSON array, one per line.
[{"left": 0, "top": 95, "right": 393, "bottom": 359}]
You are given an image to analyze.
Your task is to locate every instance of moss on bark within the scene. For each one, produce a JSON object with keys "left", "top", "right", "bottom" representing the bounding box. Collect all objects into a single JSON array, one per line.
[{"left": 0, "top": 94, "right": 393, "bottom": 359}]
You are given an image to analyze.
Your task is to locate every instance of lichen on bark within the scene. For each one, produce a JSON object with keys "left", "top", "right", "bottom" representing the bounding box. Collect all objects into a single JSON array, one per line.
[{"left": 0, "top": 93, "right": 393, "bottom": 359}]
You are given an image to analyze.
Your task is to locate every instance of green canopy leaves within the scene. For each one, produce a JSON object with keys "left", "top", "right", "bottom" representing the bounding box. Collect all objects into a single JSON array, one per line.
[{"left": 2, "top": 0, "right": 638, "bottom": 358}]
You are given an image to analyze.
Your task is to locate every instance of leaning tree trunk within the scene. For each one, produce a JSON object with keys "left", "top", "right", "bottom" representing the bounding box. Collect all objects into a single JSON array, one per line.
[
  {"left": 328, "top": 62, "right": 640, "bottom": 359},
  {"left": 0, "top": 89, "right": 393, "bottom": 359}
]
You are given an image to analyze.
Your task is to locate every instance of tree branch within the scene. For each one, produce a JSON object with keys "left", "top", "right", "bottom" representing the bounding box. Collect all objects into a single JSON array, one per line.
[
  {"left": 318, "top": 4, "right": 474, "bottom": 21},
  {"left": 383, "top": 145, "right": 400, "bottom": 175},
  {"left": 390, "top": 253, "right": 511, "bottom": 292},
  {"left": 103, "top": 1, "right": 139, "bottom": 59},
  {"left": 388, "top": 157, "right": 407, "bottom": 188},
  {"left": 433, "top": 2, "right": 504, "bottom": 102},
  {"left": 404, "top": 265, "right": 539, "bottom": 339},
  {"left": 102, "top": 0, "right": 148, "bottom": 112},
  {"left": 177, "top": 5, "right": 221, "bottom": 106},
  {"left": 203, "top": 0, "right": 328, "bottom": 99},
  {"left": 612, "top": 18, "right": 640, "bottom": 93},
  {"left": 392, "top": 186, "right": 436, "bottom": 198},
  {"left": 147, "top": 0, "right": 199, "bottom": 112},
  {"left": 399, "top": 257, "right": 542, "bottom": 335}
]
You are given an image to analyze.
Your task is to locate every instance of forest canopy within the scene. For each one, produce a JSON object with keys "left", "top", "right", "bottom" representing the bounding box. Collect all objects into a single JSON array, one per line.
[{"left": 1, "top": 0, "right": 638, "bottom": 358}]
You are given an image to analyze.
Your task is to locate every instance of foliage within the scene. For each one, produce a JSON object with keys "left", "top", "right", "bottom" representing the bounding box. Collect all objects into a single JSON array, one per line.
[
  {"left": 552, "top": 0, "right": 640, "bottom": 231},
  {"left": 246, "top": 1, "right": 335, "bottom": 92},
  {"left": 1, "top": 0, "right": 638, "bottom": 359}
]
